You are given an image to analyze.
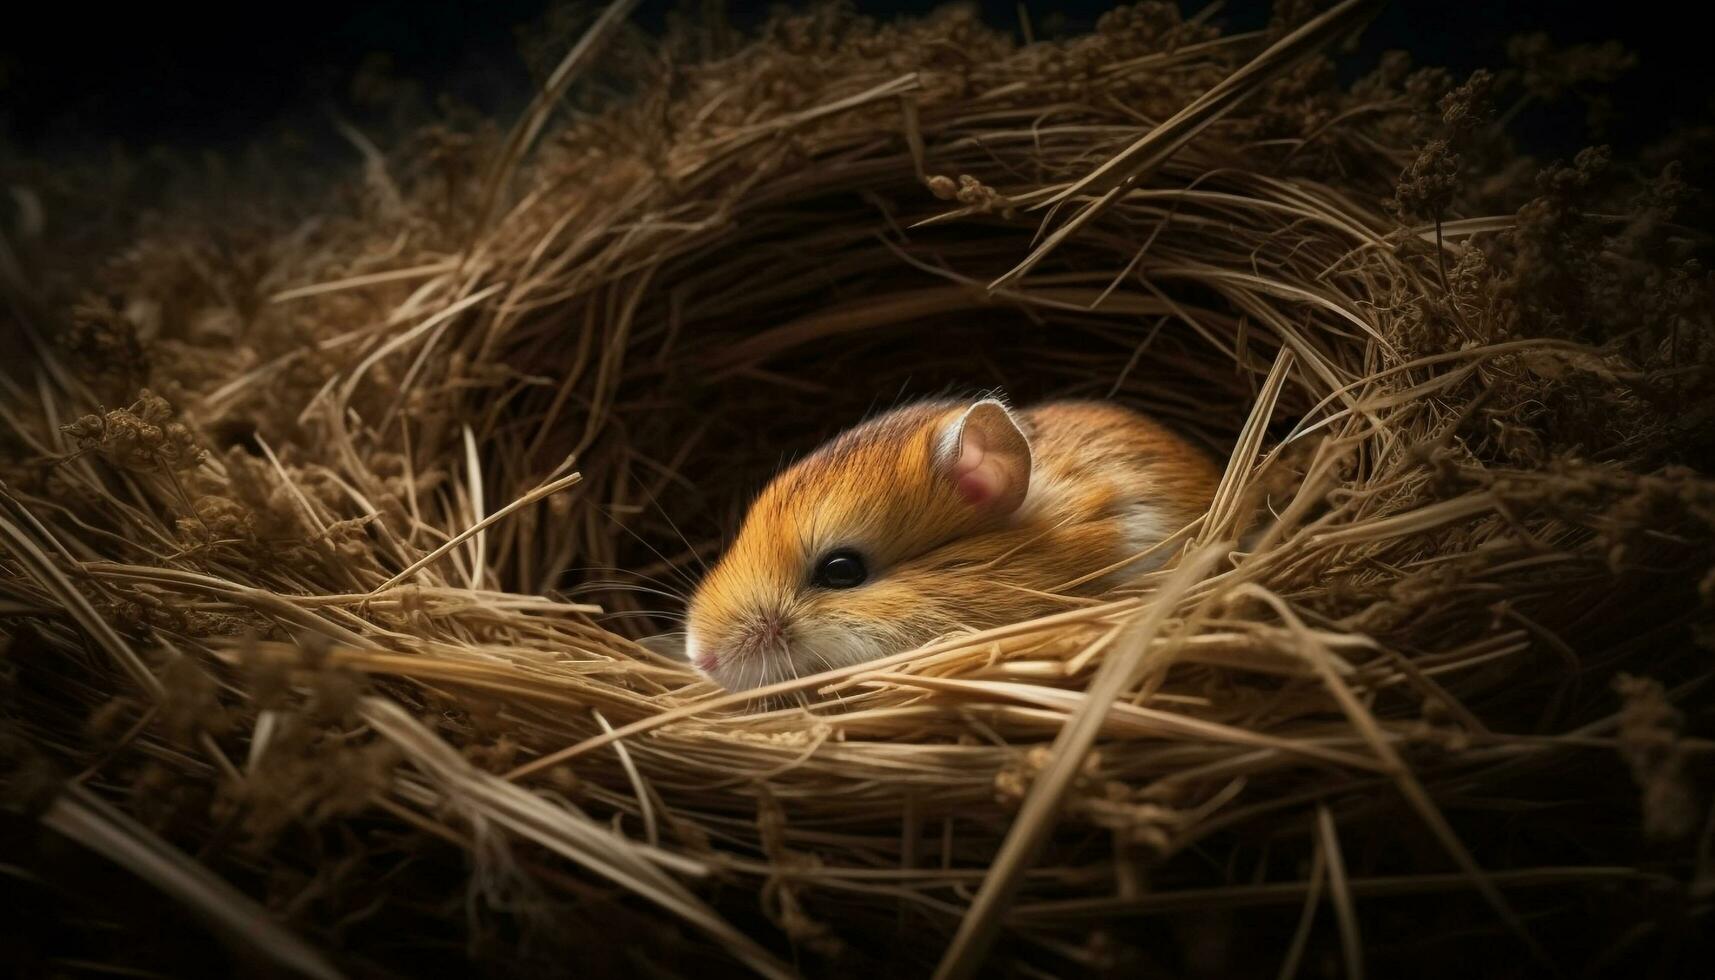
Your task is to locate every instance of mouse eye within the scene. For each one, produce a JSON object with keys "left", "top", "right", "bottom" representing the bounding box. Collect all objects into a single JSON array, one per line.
[{"left": 811, "top": 549, "right": 868, "bottom": 589}]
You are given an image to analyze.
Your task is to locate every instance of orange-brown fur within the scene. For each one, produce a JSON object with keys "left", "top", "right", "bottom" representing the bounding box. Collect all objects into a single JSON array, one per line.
[{"left": 685, "top": 398, "right": 1220, "bottom": 692}]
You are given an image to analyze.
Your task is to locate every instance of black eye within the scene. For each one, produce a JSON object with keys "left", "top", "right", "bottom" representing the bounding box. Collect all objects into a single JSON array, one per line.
[{"left": 812, "top": 549, "right": 868, "bottom": 589}]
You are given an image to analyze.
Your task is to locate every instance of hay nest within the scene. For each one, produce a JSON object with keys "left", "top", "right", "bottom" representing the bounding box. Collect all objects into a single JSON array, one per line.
[{"left": 3, "top": 1, "right": 1713, "bottom": 976}]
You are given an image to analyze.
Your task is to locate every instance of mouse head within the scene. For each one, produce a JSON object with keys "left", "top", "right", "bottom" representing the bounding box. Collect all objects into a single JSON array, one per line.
[{"left": 685, "top": 397, "right": 1033, "bottom": 692}]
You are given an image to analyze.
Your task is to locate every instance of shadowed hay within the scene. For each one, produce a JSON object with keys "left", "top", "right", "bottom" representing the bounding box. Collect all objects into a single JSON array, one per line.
[{"left": 2, "top": 1, "right": 1713, "bottom": 977}]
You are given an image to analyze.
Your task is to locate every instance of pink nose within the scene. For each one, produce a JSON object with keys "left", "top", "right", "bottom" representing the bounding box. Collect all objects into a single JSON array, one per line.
[
  {"left": 744, "top": 618, "right": 787, "bottom": 655},
  {"left": 694, "top": 653, "right": 717, "bottom": 672}
]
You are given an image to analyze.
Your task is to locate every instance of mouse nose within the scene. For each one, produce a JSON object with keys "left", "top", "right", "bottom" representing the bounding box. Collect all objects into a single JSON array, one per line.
[
  {"left": 742, "top": 613, "right": 783, "bottom": 647},
  {"left": 737, "top": 610, "right": 788, "bottom": 650}
]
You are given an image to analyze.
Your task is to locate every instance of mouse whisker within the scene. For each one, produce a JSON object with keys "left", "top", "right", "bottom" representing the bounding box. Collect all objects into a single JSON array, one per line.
[
  {"left": 629, "top": 469, "right": 714, "bottom": 578},
  {"left": 564, "top": 571, "right": 689, "bottom": 602}
]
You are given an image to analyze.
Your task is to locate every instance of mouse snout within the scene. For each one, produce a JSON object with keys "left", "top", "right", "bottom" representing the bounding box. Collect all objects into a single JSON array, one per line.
[
  {"left": 689, "top": 610, "right": 789, "bottom": 674},
  {"left": 734, "top": 611, "right": 787, "bottom": 655},
  {"left": 755, "top": 613, "right": 784, "bottom": 644}
]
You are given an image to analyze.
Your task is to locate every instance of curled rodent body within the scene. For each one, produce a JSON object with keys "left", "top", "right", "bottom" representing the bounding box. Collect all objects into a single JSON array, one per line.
[{"left": 685, "top": 396, "right": 1221, "bottom": 692}]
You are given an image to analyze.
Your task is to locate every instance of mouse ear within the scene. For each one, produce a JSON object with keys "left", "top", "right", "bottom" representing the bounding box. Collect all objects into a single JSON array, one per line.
[{"left": 934, "top": 399, "right": 1032, "bottom": 515}]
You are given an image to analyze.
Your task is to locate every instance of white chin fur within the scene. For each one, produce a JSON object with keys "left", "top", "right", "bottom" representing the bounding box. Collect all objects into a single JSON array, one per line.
[
  {"left": 699, "top": 627, "right": 891, "bottom": 694},
  {"left": 683, "top": 630, "right": 712, "bottom": 675}
]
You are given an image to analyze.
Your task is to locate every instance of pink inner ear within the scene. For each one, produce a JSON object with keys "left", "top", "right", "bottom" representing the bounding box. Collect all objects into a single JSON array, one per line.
[{"left": 951, "top": 430, "right": 1004, "bottom": 505}]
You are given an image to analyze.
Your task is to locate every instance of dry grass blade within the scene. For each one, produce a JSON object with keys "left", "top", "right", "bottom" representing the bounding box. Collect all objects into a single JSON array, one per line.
[
  {"left": 467, "top": 0, "right": 643, "bottom": 245},
  {"left": 934, "top": 543, "right": 1230, "bottom": 980},
  {"left": 0, "top": 488, "right": 161, "bottom": 697},
  {"left": 41, "top": 785, "right": 344, "bottom": 980},
  {"left": 1316, "top": 804, "right": 1364, "bottom": 980},
  {"left": 592, "top": 707, "right": 661, "bottom": 847},
  {"left": 361, "top": 699, "right": 795, "bottom": 980},
  {"left": 991, "top": 0, "right": 1385, "bottom": 287},
  {"left": 1242, "top": 584, "right": 1557, "bottom": 969},
  {"left": 370, "top": 470, "right": 581, "bottom": 593},
  {"left": 1277, "top": 839, "right": 1328, "bottom": 980},
  {"left": 1203, "top": 346, "right": 1294, "bottom": 541}
]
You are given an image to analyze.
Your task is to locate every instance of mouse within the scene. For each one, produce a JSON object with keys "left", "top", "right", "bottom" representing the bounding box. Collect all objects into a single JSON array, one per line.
[{"left": 682, "top": 396, "right": 1221, "bottom": 692}]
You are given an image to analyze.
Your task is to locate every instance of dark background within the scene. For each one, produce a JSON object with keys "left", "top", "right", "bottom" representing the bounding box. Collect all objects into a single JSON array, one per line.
[{"left": 2, "top": 0, "right": 1712, "bottom": 164}]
